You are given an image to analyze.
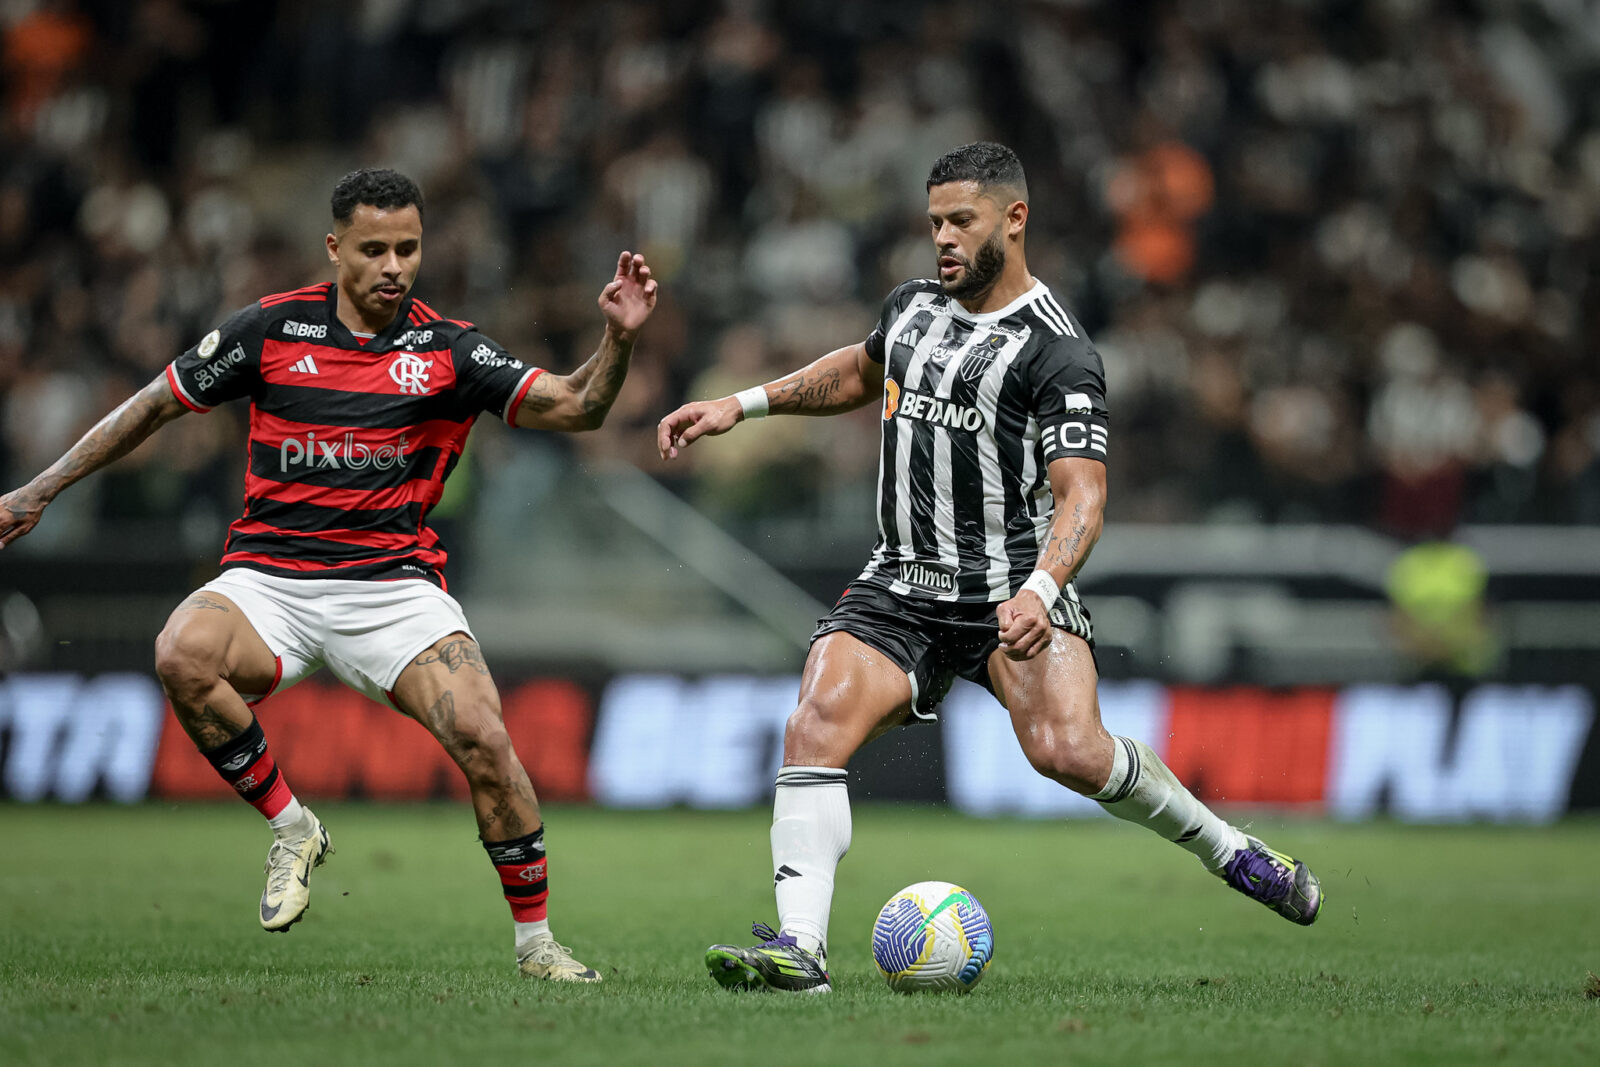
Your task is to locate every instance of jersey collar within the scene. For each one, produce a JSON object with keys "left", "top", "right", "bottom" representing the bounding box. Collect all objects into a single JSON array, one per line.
[
  {"left": 945, "top": 278, "right": 1046, "bottom": 324},
  {"left": 324, "top": 285, "right": 415, "bottom": 350}
]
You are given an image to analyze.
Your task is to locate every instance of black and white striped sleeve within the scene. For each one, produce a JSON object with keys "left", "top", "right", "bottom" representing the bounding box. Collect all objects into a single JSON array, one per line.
[{"left": 1030, "top": 333, "right": 1109, "bottom": 464}]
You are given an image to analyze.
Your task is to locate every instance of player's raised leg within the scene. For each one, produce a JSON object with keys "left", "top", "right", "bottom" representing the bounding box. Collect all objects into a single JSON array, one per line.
[
  {"left": 391, "top": 632, "right": 599, "bottom": 983},
  {"left": 706, "top": 631, "right": 913, "bottom": 993},
  {"left": 988, "top": 632, "right": 1321, "bottom": 925},
  {"left": 153, "top": 590, "right": 330, "bottom": 932}
]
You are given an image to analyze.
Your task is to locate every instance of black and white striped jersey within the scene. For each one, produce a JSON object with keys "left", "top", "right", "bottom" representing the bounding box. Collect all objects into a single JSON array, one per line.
[{"left": 855, "top": 278, "right": 1108, "bottom": 603}]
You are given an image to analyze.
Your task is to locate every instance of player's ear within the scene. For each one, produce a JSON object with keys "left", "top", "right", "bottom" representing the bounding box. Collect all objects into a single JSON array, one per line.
[
  {"left": 1007, "top": 199, "right": 1027, "bottom": 237},
  {"left": 325, "top": 232, "right": 339, "bottom": 265}
]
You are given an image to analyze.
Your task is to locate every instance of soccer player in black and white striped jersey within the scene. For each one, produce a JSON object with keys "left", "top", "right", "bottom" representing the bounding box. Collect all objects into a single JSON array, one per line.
[{"left": 661, "top": 143, "right": 1323, "bottom": 994}]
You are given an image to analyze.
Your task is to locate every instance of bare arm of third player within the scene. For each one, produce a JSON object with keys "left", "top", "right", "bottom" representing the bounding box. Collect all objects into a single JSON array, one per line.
[{"left": 656, "top": 340, "right": 884, "bottom": 456}]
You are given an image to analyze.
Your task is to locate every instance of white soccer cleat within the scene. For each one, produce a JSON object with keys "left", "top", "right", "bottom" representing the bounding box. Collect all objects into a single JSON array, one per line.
[
  {"left": 259, "top": 811, "right": 332, "bottom": 932},
  {"left": 517, "top": 937, "right": 602, "bottom": 983}
]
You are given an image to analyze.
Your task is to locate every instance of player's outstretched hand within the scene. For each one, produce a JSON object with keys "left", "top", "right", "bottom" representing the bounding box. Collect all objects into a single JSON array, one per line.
[
  {"left": 0, "top": 487, "right": 46, "bottom": 549},
  {"left": 996, "top": 594, "right": 1052, "bottom": 660},
  {"left": 598, "top": 251, "right": 658, "bottom": 337},
  {"left": 656, "top": 397, "right": 743, "bottom": 461}
]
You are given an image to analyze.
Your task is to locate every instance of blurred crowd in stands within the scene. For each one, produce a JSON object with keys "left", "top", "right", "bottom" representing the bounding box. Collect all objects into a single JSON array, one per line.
[{"left": 2, "top": 0, "right": 1597, "bottom": 564}]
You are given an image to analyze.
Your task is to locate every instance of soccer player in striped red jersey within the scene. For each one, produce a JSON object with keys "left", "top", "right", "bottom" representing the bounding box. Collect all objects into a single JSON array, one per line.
[{"left": 0, "top": 169, "right": 658, "bottom": 982}]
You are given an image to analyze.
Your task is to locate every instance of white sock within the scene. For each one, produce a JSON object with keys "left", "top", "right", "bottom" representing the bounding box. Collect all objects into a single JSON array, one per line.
[
  {"left": 514, "top": 920, "right": 551, "bottom": 949},
  {"left": 267, "top": 798, "right": 310, "bottom": 840},
  {"left": 1093, "top": 736, "right": 1247, "bottom": 871},
  {"left": 771, "top": 766, "right": 851, "bottom": 955}
]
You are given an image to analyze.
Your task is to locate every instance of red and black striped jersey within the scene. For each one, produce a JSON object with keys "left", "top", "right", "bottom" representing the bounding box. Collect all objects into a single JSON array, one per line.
[{"left": 166, "top": 283, "right": 544, "bottom": 588}]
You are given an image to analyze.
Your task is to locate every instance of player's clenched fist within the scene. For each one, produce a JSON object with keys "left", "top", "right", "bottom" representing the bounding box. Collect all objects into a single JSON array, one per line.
[{"left": 996, "top": 596, "right": 1052, "bottom": 660}]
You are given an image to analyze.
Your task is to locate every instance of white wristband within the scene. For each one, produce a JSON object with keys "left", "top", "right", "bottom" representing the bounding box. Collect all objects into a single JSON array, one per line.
[
  {"left": 734, "top": 386, "right": 769, "bottom": 419},
  {"left": 1020, "top": 569, "right": 1060, "bottom": 608}
]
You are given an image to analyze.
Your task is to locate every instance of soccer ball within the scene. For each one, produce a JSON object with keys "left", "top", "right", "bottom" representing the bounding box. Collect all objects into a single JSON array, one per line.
[{"left": 870, "top": 880, "right": 994, "bottom": 993}]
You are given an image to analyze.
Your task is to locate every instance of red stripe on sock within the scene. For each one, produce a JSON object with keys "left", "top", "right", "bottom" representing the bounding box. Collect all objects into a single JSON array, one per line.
[
  {"left": 255, "top": 773, "right": 294, "bottom": 820},
  {"left": 494, "top": 859, "right": 548, "bottom": 922},
  {"left": 233, "top": 750, "right": 293, "bottom": 819}
]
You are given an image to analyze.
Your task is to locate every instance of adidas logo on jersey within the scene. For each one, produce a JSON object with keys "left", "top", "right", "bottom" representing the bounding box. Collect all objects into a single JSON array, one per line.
[{"left": 289, "top": 356, "right": 320, "bottom": 374}]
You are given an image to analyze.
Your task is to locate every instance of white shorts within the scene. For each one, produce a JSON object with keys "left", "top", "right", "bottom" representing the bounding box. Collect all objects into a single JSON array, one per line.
[{"left": 198, "top": 568, "right": 475, "bottom": 707}]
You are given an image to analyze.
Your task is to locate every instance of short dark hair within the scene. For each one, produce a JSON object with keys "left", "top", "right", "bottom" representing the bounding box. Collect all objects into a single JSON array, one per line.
[
  {"left": 926, "top": 142, "right": 1028, "bottom": 202},
  {"left": 330, "top": 168, "right": 424, "bottom": 226}
]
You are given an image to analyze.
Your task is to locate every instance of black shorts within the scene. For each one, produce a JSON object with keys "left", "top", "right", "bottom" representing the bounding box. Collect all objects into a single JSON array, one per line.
[{"left": 809, "top": 581, "right": 1094, "bottom": 723}]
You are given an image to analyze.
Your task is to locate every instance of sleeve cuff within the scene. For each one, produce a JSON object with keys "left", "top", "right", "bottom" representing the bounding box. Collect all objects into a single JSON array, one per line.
[
  {"left": 503, "top": 367, "right": 544, "bottom": 426},
  {"left": 165, "top": 364, "right": 211, "bottom": 413}
]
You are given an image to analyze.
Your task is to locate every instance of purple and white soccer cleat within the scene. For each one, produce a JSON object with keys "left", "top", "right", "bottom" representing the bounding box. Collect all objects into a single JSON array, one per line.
[{"left": 1221, "top": 835, "right": 1322, "bottom": 925}]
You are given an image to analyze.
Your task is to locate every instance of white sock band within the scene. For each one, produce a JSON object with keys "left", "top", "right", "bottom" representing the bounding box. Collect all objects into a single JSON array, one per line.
[
  {"left": 771, "top": 766, "right": 850, "bottom": 955},
  {"left": 734, "top": 385, "right": 769, "bottom": 419},
  {"left": 267, "top": 798, "right": 309, "bottom": 839},
  {"left": 515, "top": 919, "right": 552, "bottom": 949}
]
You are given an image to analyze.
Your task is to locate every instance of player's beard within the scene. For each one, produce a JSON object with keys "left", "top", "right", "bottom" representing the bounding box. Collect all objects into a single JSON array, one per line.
[{"left": 940, "top": 224, "right": 1006, "bottom": 301}]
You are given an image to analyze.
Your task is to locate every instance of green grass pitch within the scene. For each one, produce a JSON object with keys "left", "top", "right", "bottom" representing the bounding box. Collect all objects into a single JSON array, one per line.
[{"left": 2, "top": 803, "right": 1596, "bottom": 1066}]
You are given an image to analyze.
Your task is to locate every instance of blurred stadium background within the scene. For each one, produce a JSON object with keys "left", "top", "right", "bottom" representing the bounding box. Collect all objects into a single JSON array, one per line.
[{"left": 0, "top": 0, "right": 1597, "bottom": 824}]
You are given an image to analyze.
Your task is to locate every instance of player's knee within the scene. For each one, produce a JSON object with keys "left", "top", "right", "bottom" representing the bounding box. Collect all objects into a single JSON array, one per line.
[
  {"left": 1022, "top": 729, "right": 1108, "bottom": 795},
  {"left": 783, "top": 695, "right": 872, "bottom": 766},
  {"left": 153, "top": 621, "right": 225, "bottom": 699},
  {"left": 785, "top": 697, "right": 848, "bottom": 750},
  {"left": 442, "top": 706, "right": 516, "bottom": 783}
]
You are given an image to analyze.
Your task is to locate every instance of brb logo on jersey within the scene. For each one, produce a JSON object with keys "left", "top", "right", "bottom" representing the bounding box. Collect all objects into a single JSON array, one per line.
[
  {"left": 279, "top": 431, "right": 411, "bottom": 473},
  {"left": 882, "top": 377, "right": 984, "bottom": 432},
  {"left": 388, "top": 353, "right": 434, "bottom": 394}
]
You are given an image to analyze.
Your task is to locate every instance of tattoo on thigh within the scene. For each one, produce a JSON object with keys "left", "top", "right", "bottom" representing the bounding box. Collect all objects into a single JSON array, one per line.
[
  {"left": 412, "top": 638, "right": 490, "bottom": 675},
  {"left": 180, "top": 593, "right": 231, "bottom": 613}
]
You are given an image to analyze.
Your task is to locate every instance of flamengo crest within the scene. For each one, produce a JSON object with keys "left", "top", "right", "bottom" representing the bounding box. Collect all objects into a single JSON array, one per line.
[{"left": 389, "top": 352, "right": 434, "bottom": 394}]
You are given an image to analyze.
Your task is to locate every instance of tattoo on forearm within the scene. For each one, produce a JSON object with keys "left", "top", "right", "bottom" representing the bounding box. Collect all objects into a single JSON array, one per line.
[
  {"left": 770, "top": 367, "right": 844, "bottom": 414},
  {"left": 578, "top": 331, "right": 633, "bottom": 420},
  {"left": 1040, "top": 501, "right": 1098, "bottom": 578},
  {"left": 180, "top": 594, "right": 232, "bottom": 613},
  {"left": 412, "top": 638, "right": 490, "bottom": 675},
  {"left": 518, "top": 332, "right": 634, "bottom": 425}
]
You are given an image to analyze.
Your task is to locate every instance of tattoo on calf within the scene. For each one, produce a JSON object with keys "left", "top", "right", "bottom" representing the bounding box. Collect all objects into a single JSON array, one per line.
[{"left": 186, "top": 703, "right": 244, "bottom": 748}]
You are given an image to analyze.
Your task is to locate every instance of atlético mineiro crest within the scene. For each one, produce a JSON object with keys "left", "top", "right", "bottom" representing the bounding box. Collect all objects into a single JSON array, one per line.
[
  {"left": 959, "top": 332, "right": 1009, "bottom": 381},
  {"left": 388, "top": 352, "right": 434, "bottom": 394}
]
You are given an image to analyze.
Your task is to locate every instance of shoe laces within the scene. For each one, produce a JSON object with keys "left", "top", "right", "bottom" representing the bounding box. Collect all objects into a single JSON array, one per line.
[
  {"left": 263, "top": 840, "right": 300, "bottom": 895},
  {"left": 751, "top": 922, "right": 797, "bottom": 949},
  {"left": 520, "top": 939, "right": 579, "bottom": 967},
  {"left": 1224, "top": 843, "right": 1292, "bottom": 901}
]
